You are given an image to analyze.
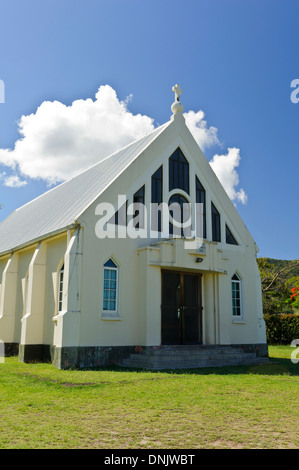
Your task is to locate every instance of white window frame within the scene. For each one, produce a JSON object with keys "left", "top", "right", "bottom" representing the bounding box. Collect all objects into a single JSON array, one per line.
[
  {"left": 102, "top": 259, "right": 120, "bottom": 319},
  {"left": 232, "top": 273, "right": 243, "bottom": 319},
  {"left": 57, "top": 263, "right": 64, "bottom": 313}
]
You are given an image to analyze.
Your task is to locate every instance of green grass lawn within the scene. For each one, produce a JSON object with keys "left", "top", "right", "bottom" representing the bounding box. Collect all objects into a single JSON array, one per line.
[{"left": 0, "top": 345, "right": 298, "bottom": 449}]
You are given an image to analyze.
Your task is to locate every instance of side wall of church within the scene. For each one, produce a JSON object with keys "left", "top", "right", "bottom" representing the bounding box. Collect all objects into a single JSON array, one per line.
[{"left": 0, "top": 234, "right": 67, "bottom": 362}]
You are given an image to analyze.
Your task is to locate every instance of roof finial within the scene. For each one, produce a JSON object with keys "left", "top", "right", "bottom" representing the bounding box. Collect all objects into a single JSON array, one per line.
[
  {"left": 171, "top": 84, "right": 184, "bottom": 117},
  {"left": 173, "top": 84, "right": 183, "bottom": 102}
]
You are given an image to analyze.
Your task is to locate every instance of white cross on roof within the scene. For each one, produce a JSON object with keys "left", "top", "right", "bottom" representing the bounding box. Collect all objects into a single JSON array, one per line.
[{"left": 172, "top": 84, "right": 183, "bottom": 101}]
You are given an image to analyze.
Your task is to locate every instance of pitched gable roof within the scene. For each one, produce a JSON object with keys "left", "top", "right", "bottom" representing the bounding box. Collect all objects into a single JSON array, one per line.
[{"left": 0, "top": 121, "right": 170, "bottom": 255}]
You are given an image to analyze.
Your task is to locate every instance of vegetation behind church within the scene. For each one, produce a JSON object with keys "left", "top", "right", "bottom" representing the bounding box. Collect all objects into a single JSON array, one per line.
[{"left": 257, "top": 258, "right": 299, "bottom": 344}]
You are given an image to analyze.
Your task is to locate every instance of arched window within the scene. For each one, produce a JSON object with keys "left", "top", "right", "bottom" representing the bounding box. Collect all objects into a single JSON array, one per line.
[
  {"left": 232, "top": 273, "right": 243, "bottom": 317},
  {"left": 169, "top": 148, "right": 189, "bottom": 194},
  {"left": 151, "top": 166, "right": 163, "bottom": 232},
  {"left": 103, "top": 258, "right": 119, "bottom": 314},
  {"left": 151, "top": 166, "right": 163, "bottom": 204},
  {"left": 57, "top": 263, "right": 64, "bottom": 312},
  {"left": 168, "top": 193, "right": 191, "bottom": 237}
]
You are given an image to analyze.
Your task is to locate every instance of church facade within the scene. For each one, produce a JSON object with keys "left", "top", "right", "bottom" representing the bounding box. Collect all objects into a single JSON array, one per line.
[{"left": 0, "top": 86, "right": 268, "bottom": 369}]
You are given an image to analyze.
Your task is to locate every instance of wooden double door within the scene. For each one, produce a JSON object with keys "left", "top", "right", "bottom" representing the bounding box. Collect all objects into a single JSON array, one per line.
[{"left": 161, "top": 271, "right": 202, "bottom": 345}]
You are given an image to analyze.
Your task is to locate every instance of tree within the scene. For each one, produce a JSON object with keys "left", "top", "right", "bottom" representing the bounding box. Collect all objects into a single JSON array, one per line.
[
  {"left": 289, "top": 277, "right": 299, "bottom": 310},
  {"left": 257, "top": 258, "right": 299, "bottom": 315}
]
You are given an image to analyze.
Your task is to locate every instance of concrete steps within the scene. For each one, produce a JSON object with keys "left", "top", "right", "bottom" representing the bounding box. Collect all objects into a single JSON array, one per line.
[{"left": 118, "top": 345, "right": 268, "bottom": 370}]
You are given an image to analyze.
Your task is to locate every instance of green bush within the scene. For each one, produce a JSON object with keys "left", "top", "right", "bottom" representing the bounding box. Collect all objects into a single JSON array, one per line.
[{"left": 264, "top": 313, "right": 299, "bottom": 345}]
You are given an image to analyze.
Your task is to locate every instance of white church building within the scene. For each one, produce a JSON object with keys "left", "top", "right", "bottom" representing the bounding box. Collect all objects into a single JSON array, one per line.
[{"left": 0, "top": 86, "right": 268, "bottom": 369}]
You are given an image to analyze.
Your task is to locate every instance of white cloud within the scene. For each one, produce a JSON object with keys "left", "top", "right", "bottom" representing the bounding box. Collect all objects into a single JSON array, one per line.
[
  {"left": 184, "top": 112, "right": 247, "bottom": 204},
  {"left": 209, "top": 147, "right": 248, "bottom": 204},
  {"left": 0, "top": 171, "right": 27, "bottom": 188},
  {"left": 4, "top": 175, "right": 27, "bottom": 188},
  {"left": 184, "top": 110, "right": 219, "bottom": 150},
  {"left": 0, "top": 85, "right": 154, "bottom": 184},
  {"left": 0, "top": 84, "right": 247, "bottom": 204}
]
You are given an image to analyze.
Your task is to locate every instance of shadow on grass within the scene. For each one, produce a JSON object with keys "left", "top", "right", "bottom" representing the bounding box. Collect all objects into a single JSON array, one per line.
[{"left": 91, "top": 357, "right": 299, "bottom": 377}]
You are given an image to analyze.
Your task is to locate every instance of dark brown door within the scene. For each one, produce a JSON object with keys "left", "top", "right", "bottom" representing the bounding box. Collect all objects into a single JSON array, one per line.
[{"left": 161, "top": 271, "right": 202, "bottom": 345}]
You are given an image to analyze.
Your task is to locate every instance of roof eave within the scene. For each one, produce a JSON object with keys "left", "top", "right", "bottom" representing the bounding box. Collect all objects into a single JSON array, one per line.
[{"left": 0, "top": 223, "right": 79, "bottom": 259}]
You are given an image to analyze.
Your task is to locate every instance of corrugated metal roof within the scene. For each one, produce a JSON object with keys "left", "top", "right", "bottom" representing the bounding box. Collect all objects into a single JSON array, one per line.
[{"left": 0, "top": 122, "right": 170, "bottom": 255}]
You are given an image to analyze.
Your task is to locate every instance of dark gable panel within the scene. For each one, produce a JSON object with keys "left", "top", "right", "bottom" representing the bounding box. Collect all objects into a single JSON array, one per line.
[
  {"left": 211, "top": 202, "right": 221, "bottom": 242},
  {"left": 195, "top": 176, "right": 206, "bottom": 239},
  {"left": 226, "top": 224, "right": 238, "bottom": 245},
  {"left": 169, "top": 147, "right": 189, "bottom": 194}
]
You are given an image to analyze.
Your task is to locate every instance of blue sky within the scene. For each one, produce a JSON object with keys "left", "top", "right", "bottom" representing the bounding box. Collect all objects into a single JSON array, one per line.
[{"left": 0, "top": 0, "right": 298, "bottom": 260}]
